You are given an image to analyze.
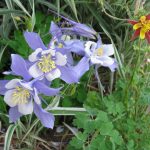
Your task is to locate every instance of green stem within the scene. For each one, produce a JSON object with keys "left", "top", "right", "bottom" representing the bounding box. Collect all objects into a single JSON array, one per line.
[
  {"left": 124, "top": 40, "right": 142, "bottom": 112},
  {"left": 95, "top": 66, "right": 104, "bottom": 100},
  {"left": 47, "top": 107, "right": 87, "bottom": 115}
]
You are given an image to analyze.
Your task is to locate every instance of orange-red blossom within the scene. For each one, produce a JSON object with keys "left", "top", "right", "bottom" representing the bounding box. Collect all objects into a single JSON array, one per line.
[{"left": 128, "top": 14, "right": 150, "bottom": 43}]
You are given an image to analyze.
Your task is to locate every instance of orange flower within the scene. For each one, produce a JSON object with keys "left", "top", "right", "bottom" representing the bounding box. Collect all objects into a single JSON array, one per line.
[{"left": 128, "top": 14, "right": 150, "bottom": 43}]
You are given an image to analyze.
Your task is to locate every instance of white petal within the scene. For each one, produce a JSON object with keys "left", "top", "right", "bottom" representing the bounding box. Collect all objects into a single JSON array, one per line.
[
  {"left": 90, "top": 56, "right": 103, "bottom": 64},
  {"left": 85, "top": 41, "right": 97, "bottom": 56},
  {"left": 55, "top": 52, "right": 67, "bottom": 66},
  {"left": 29, "top": 63, "right": 43, "bottom": 78},
  {"left": 28, "top": 48, "right": 42, "bottom": 62},
  {"left": 99, "top": 56, "right": 114, "bottom": 66},
  {"left": 5, "top": 79, "right": 21, "bottom": 89},
  {"left": 18, "top": 100, "right": 33, "bottom": 115},
  {"left": 41, "top": 49, "right": 55, "bottom": 56},
  {"left": 19, "top": 82, "right": 33, "bottom": 91},
  {"left": 41, "top": 49, "right": 50, "bottom": 55},
  {"left": 49, "top": 40, "right": 56, "bottom": 49},
  {"left": 103, "top": 44, "right": 114, "bottom": 56},
  {"left": 4, "top": 90, "right": 17, "bottom": 107},
  {"left": 61, "top": 35, "right": 71, "bottom": 41},
  {"left": 45, "top": 68, "right": 61, "bottom": 81},
  {"left": 49, "top": 49, "right": 56, "bottom": 56},
  {"left": 33, "top": 88, "right": 41, "bottom": 105}
]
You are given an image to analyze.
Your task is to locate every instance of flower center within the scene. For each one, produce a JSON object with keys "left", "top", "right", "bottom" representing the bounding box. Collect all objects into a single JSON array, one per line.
[
  {"left": 95, "top": 48, "right": 104, "bottom": 56},
  {"left": 37, "top": 54, "right": 56, "bottom": 73},
  {"left": 140, "top": 16, "right": 150, "bottom": 32},
  {"left": 12, "top": 86, "right": 30, "bottom": 104},
  {"left": 58, "top": 43, "right": 63, "bottom": 48}
]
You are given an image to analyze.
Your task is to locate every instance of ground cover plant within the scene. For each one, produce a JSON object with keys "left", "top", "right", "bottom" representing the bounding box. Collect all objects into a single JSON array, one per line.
[{"left": 0, "top": 0, "right": 150, "bottom": 150}]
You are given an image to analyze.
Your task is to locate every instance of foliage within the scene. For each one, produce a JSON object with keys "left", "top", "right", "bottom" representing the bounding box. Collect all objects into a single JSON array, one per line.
[
  {"left": 68, "top": 77, "right": 150, "bottom": 150},
  {"left": 0, "top": 0, "right": 150, "bottom": 149},
  {"left": 4, "top": 124, "right": 17, "bottom": 150}
]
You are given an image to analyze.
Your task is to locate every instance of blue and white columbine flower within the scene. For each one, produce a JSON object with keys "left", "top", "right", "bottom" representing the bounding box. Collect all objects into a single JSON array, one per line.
[
  {"left": 84, "top": 36, "right": 117, "bottom": 71},
  {"left": 28, "top": 48, "right": 67, "bottom": 81},
  {"left": 49, "top": 21, "right": 86, "bottom": 56},
  {"left": 2, "top": 79, "right": 60, "bottom": 128},
  {"left": 0, "top": 54, "right": 61, "bottom": 128},
  {"left": 48, "top": 11, "right": 97, "bottom": 39},
  {"left": 24, "top": 31, "right": 89, "bottom": 84}
]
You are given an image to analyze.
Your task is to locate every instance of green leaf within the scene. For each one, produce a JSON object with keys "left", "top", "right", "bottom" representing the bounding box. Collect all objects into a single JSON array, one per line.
[
  {"left": 110, "top": 130, "right": 123, "bottom": 145},
  {"left": 4, "top": 124, "right": 17, "bottom": 150},
  {"left": 70, "top": 136, "right": 84, "bottom": 149},
  {"left": 85, "top": 91, "right": 101, "bottom": 108},
  {"left": 5, "top": 0, "right": 19, "bottom": 29},
  {"left": 0, "top": 96, "right": 7, "bottom": 113},
  {"left": 76, "top": 84, "right": 87, "bottom": 103},
  {"left": 99, "top": 122, "right": 113, "bottom": 135},
  {"left": 65, "top": 0, "right": 79, "bottom": 21},
  {"left": 139, "top": 88, "right": 150, "bottom": 104},
  {"left": 64, "top": 84, "right": 77, "bottom": 96},
  {"left": 96, "top": 111, "right": 109, "bottom": 122},
  {"left": 84, "top": 120, "right": 96, "bottom": 133},
  {"left": 12, "top": 0, "right": 31, "bottom": 17},
  {"left": 0, "top": 96, "right": 8, "bottom": 125},
  {"left": 37, "top": 0, "right": 69, "bottom": 18},
  {"left": 7, "top": 30, "right": 32, "bottom": 58},
  {"left": 0, "top": 9, "right": 23, "bottom": 15},
  {"left": 30, "top": 0, "right": 36, "bottom": 31},
  {"left": 0, "top": 44, "right": 7, "bottom": 64},
  {"left": 61, "top": 97, "right": 76, "bottom": 107},
  {"left": 90, "top": 135, "right": 109, "bottom": 150},
  {"left": 127, "top": 140, "right": 134, "bottom": 150},
  {"left": 73, "top": 113, "right": 89, "bottom": 128},
  {"left": 105, "top": 100, "right": 125, "bottom": 116},
  {"left": 84, "top": 105, "right": 99, "bottom": 116}
]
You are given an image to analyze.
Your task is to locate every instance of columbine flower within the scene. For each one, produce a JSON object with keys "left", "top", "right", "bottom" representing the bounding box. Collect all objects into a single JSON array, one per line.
[
  {"left": 128, "top": 14, "right": 150, "bottom": 43},
  {"left": 84, "top": 36, "right": 117, "bottom": 72},
  {"left": 1, "top": 78, "right": 60, "bottom": 128},
  {"left": 61, "top": 22, "right": 97, "bottom": 39},
  {"left": 24, "top": 31, "right": 89, "bottom": 83},
  {"left": 49, "top": 21, "right": 85, "bottom": 56},
  {"left": 28, "top": 48, "right": 67, "bottom": 81},
  {"left": 48, "top": 11, "right": 97, "bottom": 39},
  {"left": 0, "top": 54, "right": 61, "bottom": 128}
]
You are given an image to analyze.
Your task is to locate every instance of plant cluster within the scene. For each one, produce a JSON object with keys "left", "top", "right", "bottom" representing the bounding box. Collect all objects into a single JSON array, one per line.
[{"left": 0, "top": 0, "right": 150, "bottom": 150}]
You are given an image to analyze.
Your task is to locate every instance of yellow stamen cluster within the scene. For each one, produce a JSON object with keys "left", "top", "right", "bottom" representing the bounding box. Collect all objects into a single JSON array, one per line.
[
  {"left": 140, "top": 16, "right": 150, "bottom": 31},
  {"left": 37, "top": 54, "right": 56, "bottom": 73},
  {"left": 58, "top": 43, "right": 63, "bottom": 48},
  {"left": 133, "top": 16, "right": 150, "bottom": 39},
  {"left": 95, "top": 48, "right": 104, "bottom": 56},
  {"left": 12, "top": 86, "right": 30, "bottom": 104}
]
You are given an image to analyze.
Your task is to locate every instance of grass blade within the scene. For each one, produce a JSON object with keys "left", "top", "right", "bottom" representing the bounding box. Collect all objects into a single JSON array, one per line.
[
  {"left": 37, "top": 0, "right": 70, "bottom": 18},
  {"left": 0, "top": 8, "right": 23, "bottom": 15},
  {"left": 65, "top": 0, "right": 79, "bottom": 21},
  {"left": 0, "top": 44, "right": 7, "bottom": 63},
  {"left": 12, "top": 0, "right": 31, "bottom": 17},
  {"left": 31, "top": 0, "right": 36, "bottom": 31},
  {"left": 4, "top": 124, "right": 17, "bottom": 150},
  {"left": 5, "top": 0, "right": 18, "bottom": 29}
]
